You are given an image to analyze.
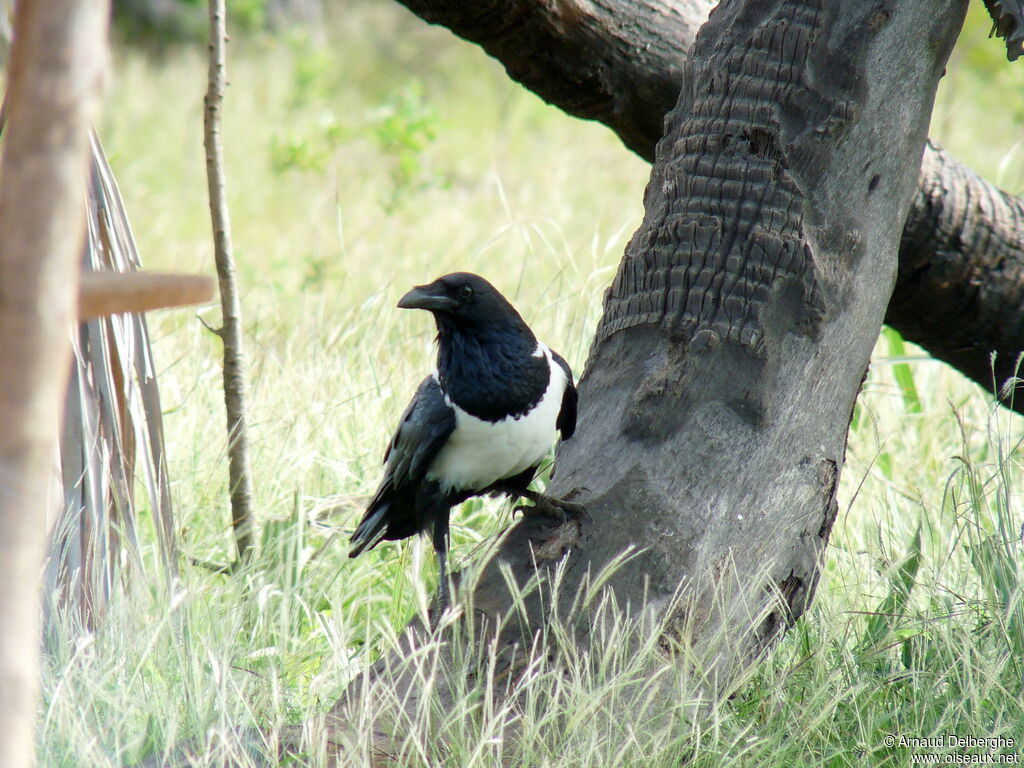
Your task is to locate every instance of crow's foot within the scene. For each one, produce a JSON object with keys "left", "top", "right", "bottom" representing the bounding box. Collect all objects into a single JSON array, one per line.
[{"left": 514, "top": 490, "right": 589, "bottom": 522}]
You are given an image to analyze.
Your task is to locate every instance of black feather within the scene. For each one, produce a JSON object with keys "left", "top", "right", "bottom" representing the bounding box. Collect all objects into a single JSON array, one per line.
[
  {"left": 550, "top": 349, "right": 577, "bottom": 440},
  {"left": 349, "top": 376, "right": 455, "bottom": 556}
]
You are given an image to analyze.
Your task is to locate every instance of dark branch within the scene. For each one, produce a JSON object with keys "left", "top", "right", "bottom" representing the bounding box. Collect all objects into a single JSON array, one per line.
[
  {"left": 889, "top": 141, "right": 1024, "bottom": 394},
  {"left": 981, "top": 0, "right": 1024, "bottom": 60}
]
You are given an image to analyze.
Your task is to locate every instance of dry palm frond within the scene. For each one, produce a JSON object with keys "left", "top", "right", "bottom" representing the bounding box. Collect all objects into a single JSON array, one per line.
[{"left": 41, "top": 130, "right": 177, "bottom": 643}]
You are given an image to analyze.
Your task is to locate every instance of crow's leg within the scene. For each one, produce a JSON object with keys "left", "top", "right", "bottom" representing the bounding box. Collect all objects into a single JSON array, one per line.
[
  {"left": 431, "top": 509, "right": 451, "bottom": 629},
  {"left": 514, "top": 488, "right": 589, "bottom": 521},
  {"left": 435, "top": 549, "right": 449, "bottom": 619}
]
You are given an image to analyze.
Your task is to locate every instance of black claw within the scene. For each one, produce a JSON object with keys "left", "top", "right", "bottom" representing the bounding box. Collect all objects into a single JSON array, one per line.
[{"left": 558, "top": 500, "right": 590, "bottom": 521}]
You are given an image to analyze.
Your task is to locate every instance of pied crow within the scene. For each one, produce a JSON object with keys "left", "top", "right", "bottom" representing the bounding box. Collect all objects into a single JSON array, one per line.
[{"left": 349, "top": 272, "right": 582, "bottom": 619}]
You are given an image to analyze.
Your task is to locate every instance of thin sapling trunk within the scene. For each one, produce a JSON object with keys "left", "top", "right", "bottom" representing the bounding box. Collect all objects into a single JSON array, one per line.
[{"left": 203, "top": 0, "right": 255, "bottom": 564}]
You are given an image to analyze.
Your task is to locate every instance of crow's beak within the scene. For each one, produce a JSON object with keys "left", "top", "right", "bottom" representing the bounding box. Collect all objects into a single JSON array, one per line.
[{"left": 397, "top": 283, "right": 458, "bottom": 311}]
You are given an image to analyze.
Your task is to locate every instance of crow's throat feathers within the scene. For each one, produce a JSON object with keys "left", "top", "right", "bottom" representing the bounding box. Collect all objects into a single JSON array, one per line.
[{"left": 435, "top": 321, "right": 549, "bottom": 423}]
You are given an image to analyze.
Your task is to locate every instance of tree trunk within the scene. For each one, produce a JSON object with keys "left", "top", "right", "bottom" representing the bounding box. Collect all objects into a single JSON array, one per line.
[
  {"left": 392, "top": 0, "right": 1024, "bottom": 410},
  {"left": 0, "top": 0, "right": 108, "bottom": 765},
  {"left": 204, "top": 0, "right": 256, "bottom": 564},
  {"left": 323, "top": 0, "right": 967, "bottom": 756}
]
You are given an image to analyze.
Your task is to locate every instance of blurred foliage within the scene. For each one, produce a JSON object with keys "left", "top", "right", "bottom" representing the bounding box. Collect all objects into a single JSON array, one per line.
[
  {"left": 367, "top": 81, "right": 447, "bottom": 209},
  {"left": 264, "top": 30, "right": 448, "bottom": 211},
  {"left": 112, "top": 0, "right": 319, "bottom": 45},
  {"left": 112, "top": 0, "right": 205, "bottom": 44},
  {"left": 932, "top": 2, "right": 1024, "bottom": 191}
]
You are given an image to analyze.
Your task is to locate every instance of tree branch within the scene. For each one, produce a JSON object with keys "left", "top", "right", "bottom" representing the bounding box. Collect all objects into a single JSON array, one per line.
[
  {"left": 394, "top": 0, "right": 1024, "bottom": 409},
  {"left": 888, "top": 141, "right": 1024, "bottom": 395},
  {"left": 204, "top": 0, "right": 256, "bottom": 563},
  {"left": 393, "top": 0, "right": 711, "bottom": 159}
]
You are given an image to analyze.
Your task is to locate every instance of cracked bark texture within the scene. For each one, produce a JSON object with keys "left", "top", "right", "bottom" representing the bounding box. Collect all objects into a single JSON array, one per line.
[
  {"left": 324, "top": 0, "right": 967, "bottom": 755},
  {"left": 394, "top": 0, "right": 1024, "bottom": 410}
]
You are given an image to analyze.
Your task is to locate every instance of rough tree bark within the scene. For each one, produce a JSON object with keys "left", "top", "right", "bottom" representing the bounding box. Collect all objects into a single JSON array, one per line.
[
  {"left": 891, "top": 145, "right": 1024, "bottom": 398},
  {"left": 326, "top": 0, "right": 968, "bottom": 753},
  {"left": 391, "top": 0, "right": 1024, "bottom": 410},
  {"left": 203, "top": 0, "right": 255, "bottom": 564},
  {"left": 0, "top": 0, "right": 108, "bottom": 765}
]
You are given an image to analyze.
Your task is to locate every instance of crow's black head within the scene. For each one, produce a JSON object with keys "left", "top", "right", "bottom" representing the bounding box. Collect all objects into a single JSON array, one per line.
[
  {"left": 399, "top": 271, "right": 554, "bottom": 422},
  {"left": 398, "top": 272, "right": 528, "bottom": 335}
]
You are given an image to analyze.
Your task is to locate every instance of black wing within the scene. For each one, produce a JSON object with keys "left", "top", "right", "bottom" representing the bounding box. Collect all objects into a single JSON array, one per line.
[
  {"left": 381, "top": 375, "right": 455, "bottom": 485},
  {"left": 550, "top": 350, "right": 577, "bottom": 441},
  {"left": 349, "top": 376, "right": 455, "bottom": 555}
]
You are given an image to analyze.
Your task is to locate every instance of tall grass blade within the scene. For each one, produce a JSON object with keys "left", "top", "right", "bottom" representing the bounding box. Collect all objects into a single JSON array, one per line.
[
  {"left": 860, "top": 524, "right": 922, "bottom": 654},
  {"left": 882, "top": 326, "right": 923, "bottom": 414}
]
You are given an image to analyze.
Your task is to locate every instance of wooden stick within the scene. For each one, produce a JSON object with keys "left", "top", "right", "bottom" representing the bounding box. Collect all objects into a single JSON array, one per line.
[{"left": 77, "top": 271, "right": 215, "bottom": 320}]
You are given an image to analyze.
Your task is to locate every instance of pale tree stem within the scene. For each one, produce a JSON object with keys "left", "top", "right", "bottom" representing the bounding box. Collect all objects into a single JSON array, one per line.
[
  {"left": 0, "top": 0, "right": 108, "bottom": 765},
  {"left": 203, "top": 0, "right": 255, "bottom": 564}
]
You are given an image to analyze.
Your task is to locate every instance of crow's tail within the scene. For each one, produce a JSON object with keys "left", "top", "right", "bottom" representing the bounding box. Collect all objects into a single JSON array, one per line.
[{"left": 349, "top": 502, "right": 390, "bottom": 558}]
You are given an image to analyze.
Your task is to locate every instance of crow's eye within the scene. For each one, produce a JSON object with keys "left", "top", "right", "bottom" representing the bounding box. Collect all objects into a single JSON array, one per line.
[{"left": 459, "top": 284, "right": 474, "bottom": 300}]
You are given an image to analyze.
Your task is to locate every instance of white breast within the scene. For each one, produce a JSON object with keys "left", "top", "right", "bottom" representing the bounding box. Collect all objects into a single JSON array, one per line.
[{"left": 427, "top": 343, "right": 566, "bottom": 493}]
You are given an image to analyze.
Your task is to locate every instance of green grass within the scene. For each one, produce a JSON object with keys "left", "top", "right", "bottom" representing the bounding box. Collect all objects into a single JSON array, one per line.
[{"left": 39, "top": 2, "right": 1024, "bottom": 765}]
